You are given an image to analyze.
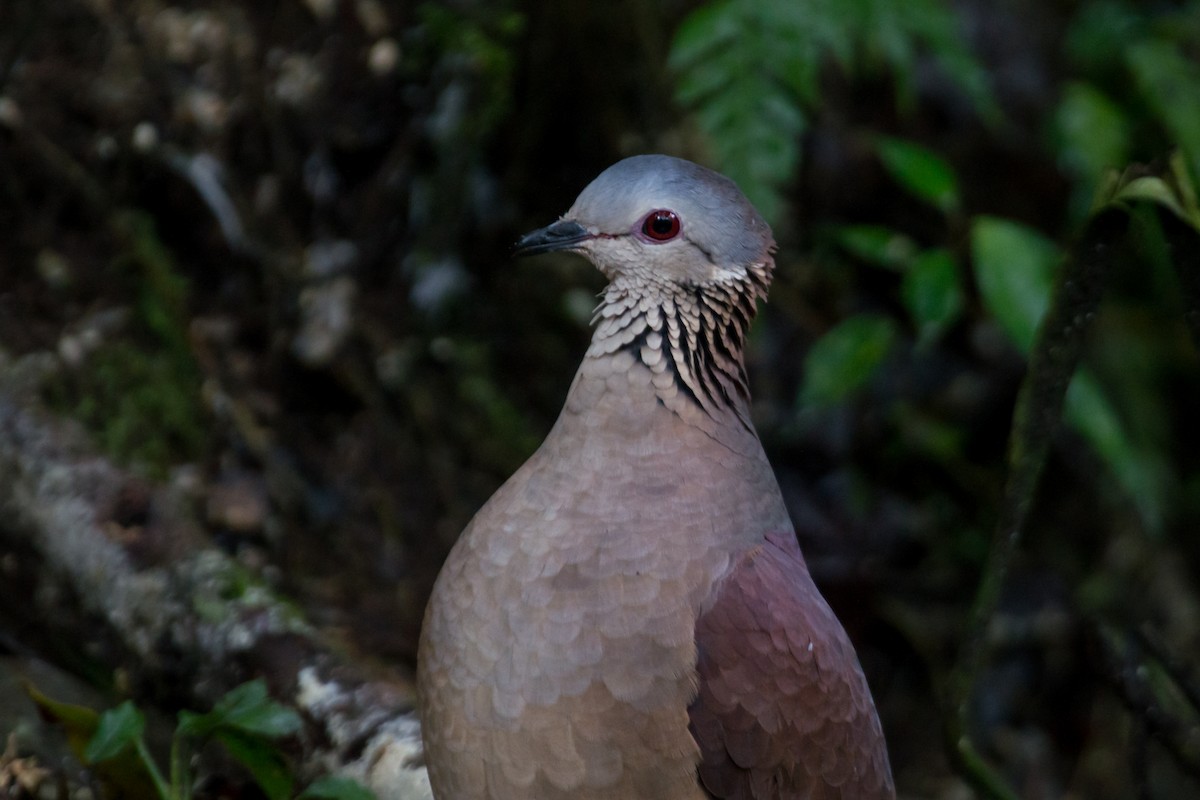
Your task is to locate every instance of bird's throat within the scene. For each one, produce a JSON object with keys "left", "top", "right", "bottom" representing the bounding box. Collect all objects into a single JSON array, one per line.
[{"left": 586, "top": 263, "right": 772, "bottom": 432}]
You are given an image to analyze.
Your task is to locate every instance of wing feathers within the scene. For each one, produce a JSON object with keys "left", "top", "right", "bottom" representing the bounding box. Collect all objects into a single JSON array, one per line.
[{"left": 689, "top": 531, "right": 895, "bottom": 799}]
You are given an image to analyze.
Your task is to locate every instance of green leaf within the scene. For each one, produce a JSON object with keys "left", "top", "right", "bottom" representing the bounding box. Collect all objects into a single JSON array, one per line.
[
  {"left": 669, "top": 0, "right": 991, "bottom": 223},
  {"left": 669, "top": 2, "right": 825, "bottom": 224},
  {"left": 1055, "top": 82, "right": 1130, "bottom": 181},
  {"left": 27, "top": 686, "right": 163, "bottom": 800},
  {"left": 876, "top": 137, "right": 960, "bottom": 213},
  {"left": 214, "top": 729, "right": 293, "bottom": 800},
  {"left": 85, "top": 701, "right": 145, "bottom": 764},
  {"left": 836, "top": 225, "right": 918, "bottom": 270},
  {"left": 301, "top": 776, "right": 378, "bottom": 800},
  {"left": 1065, "top": 371, "right": 1169, "bottom": 534},
  {"left": 801, "top": 314, "right": 897, "bottom": 407},
  {"left": 970, "top": 217, "right": 1059, "bottom": 352},
  {"left": 176, "top": 709, "right": 213, "bottom": 738},
  {"left": 902, "top": 248, "right": 963, "bottom": 343},
  {"left": 1065, "top": 1, "right": 1141, "bottom": 76},
  {"left": 1098, "top": 154, "right": 1200, "bottom": 230},
  {"left": 23, "top": 681, "right": 101, "bottom": 760},
  {"left": 177, "top": 680, "right": 301, "bottom": 740},
  {"left": 668, "top": 0, "right": 738, "bottom": 70},
  {"left": 857, "top": 0, "right": 997, "bottom": 119},
  {"left": 1127, "top": 39, "right": 1200, "bottom": 185},
  {"left": 1114, "top": 176, "right": 1191, "bottom": 223}
]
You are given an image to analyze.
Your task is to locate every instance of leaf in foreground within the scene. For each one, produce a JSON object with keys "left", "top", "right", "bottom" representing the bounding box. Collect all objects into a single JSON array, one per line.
[
  {"left": 85, "top": 701, "right": 145, "bottom": 764},
  {"left": 301, "top": 775, "right": 378, "bottom": 800},
  {"left": 178, "top": 679, "right": 301, "bottom": 739},
  {"left": 215, "top": 729, "right": 293, "bottom": 800}
]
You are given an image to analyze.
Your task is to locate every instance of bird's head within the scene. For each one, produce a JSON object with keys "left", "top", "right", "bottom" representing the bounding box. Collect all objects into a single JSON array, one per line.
[{"left": 514, "top": 155, "right": 775, "bottom": 288}]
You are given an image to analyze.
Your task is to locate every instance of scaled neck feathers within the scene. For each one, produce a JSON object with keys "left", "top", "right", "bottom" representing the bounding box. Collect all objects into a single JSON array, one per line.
[{"left": 586, "top": 260, "right": 773, "bottom": 431}]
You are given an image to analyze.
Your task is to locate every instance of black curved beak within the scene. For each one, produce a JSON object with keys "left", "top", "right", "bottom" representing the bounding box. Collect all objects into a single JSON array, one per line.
[{"left": 513, "top": 219, "right": 591, "bottom": 257}]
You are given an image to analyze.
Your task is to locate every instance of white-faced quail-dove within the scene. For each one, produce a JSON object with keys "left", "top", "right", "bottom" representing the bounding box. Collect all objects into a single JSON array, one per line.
[{"left": 418, "top": 155, "right": 895, "bottom": 799}]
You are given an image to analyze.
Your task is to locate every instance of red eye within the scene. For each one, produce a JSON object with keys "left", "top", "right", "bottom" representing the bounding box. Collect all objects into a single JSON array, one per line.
[{"left": 641, "top": 209, "right": 681, "bottom": 241}]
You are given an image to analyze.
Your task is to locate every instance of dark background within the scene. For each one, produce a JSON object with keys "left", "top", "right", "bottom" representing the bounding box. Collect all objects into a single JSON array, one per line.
[{"left": 2, "top": 1, "right": 1199, "bottom": 798}]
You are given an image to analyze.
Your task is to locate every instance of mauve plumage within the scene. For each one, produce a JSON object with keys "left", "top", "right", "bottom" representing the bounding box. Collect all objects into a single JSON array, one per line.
[{"left": 418, "top": 155, "right": 895, "bottom": 799}]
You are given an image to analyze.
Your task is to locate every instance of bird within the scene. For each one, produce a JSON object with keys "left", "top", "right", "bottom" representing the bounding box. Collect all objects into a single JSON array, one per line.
[{"left": 417, "top": 155, "right": 895, "bottom": 799}]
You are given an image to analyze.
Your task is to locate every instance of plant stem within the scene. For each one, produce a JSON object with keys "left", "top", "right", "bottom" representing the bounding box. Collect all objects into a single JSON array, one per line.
[{"left": 134, "top": 737, "right": 175, "bottom": 800}]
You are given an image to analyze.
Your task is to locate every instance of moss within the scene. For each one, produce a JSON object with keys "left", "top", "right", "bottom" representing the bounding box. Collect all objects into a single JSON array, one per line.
[
  {"left": 71, "top": 341, "right": 205, "bottom": 473},
  {"left": 188, "top": 553, "right": 308, "bottom": 632},
  {"left": 45, "top": 211, "right": 206, "bottom": 476}
]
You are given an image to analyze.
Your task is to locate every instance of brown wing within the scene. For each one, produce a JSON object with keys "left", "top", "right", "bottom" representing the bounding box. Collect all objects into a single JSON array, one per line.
[{"left": 689, "top": 530, "right": 895, "bottom": 799}]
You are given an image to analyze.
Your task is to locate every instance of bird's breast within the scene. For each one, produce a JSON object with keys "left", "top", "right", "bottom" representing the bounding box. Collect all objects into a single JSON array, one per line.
[{"left": 418, "top": 361, "right": 790, "bottom": 797}]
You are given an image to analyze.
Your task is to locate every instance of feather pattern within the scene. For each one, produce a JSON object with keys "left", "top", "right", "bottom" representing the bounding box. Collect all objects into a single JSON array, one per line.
[
  {"left": 589, "top": 259, "right": 771, "bottom": 434},
  {"left": 690, "top": 531, "right": 895, "bottom": 799},
  {"left": 419, "top": 155, "right": 894, "bottom": 800}
]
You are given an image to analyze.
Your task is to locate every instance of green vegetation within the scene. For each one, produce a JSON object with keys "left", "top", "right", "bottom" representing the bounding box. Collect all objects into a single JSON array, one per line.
[
  {"left": 673, "top": 0, "right": 1200, "bottom": 538},
  {"left": 5, "top": 0, "right": 1200, "bottom": 795},
  {"left": 44, "top": 211, "right": 206, "bottom": 475},
  {"left": 670, "top": 0, "right": 993, "bottom": 222},
  {"left": 673, "top": 1, "right": 1200, "bottom": 795},
  {"left": 28, "top": 680, "right": 373, "bottom": 800}
]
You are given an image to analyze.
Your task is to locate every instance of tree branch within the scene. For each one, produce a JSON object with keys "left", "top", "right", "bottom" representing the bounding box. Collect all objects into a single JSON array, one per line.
[{"left": 0, "top": 369, "right": 432, "bottom": 799}]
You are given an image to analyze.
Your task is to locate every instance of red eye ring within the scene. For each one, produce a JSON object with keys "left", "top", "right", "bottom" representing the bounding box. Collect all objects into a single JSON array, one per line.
[{"left": 641, "top": 209, "right": 681, "bottom": 241}]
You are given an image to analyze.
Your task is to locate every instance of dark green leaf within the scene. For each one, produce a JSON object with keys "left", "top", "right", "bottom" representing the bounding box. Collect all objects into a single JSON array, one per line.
[
  {"left": 1055, "top": 82, "right": 1129, "bottom": 180},
  {"left": 176, "top": 709, "right": 216, "bottom": 738},
  {"left": 1066, "top": 372, "right": 1169, "bottom": 534},
  {"left": 876, "top": 137, "right": 960, "bottom": 213},
  {"left": 902, "top": 248, "right": 963, "bottom": 343},
  {"left": 178, "top": 680, "right": 301, "bottom": 740},
  {"left": 214, "top": 729, "right": 293, "bottom": 800},
  {"left": 970, "top": 217, "right": 1059, "bottom": 352},
  {"left": 23, "top": 681, "right": 101, "bottom": 760},
  {"left": 836, "top": 225, "right": 918, "bottom": 270},
  {"left": 670, "top": 2, "right": 823, "bottom": 223},
  {"left": 27, "top": 686, "right": 162, "bottom": 799},
  {"left": 670, "top": 0, "right": 990, "bottom": 223},
  {"left": 668, "top": 0, "right": 737, "bottom": 70},
  {"left": 1128, "top": 40, "right": 1200, "bottom": 184},
  {"left": 300, "top": 776, "right": 378, "bottom": 800},
  {"left": 1065, "top": 1, "right": 1142, "bottom": 75},
  {"left": 800, "top": 314, "right": 897, "bottom": 407},
  {"left": 85, "top": 701, "right": 145, "bottom": 764}
]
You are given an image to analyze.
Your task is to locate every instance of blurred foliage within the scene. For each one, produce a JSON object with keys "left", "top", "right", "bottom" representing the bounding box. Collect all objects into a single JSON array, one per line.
[
  {"left": 874, "top": 136, "right": 960, "bottom": 214},
  {"left": 27, "top": 679, "right": 368, "bottom": 800},
  {"left": 970, "top": 217, "right": 1058, "bottom": 353},
  {"left": 673, "top": 0, "right": 1200, "bottom": 537},
  {"left": 1063, "top": 1, "right": 1200, "bottom": 196},
  {"left": 901, "top": 248, "right": 961, "bottom": 345},
  {"left": 800, "top": 313, "right": 896, "bottom": 407},
  {"left": 669, "top": 0, "right": 992, "bottom": 221},
  {"left": 41, "top": 212, "right": 206, "bottom": 476},
  {"left": 3, "top": 0, "right": 1200, "bottom": 796},
  {"left": 23, "top": 682, "right": 159, "bottom": 800},
  {"left": 671, "top": 2, "right": 1200, "bottom": 792},
  {"left": 299, "top": 776, "right": 377, "bottom": 800},
  {"left": 406, "top": 2, "right": 524, "bottom": 304}
]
